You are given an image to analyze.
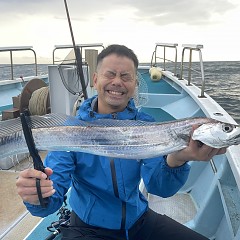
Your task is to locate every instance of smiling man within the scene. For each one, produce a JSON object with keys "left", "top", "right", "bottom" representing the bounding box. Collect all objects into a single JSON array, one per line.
[{"left": 16, "top": 44, "right": 226, "bottom": 240}]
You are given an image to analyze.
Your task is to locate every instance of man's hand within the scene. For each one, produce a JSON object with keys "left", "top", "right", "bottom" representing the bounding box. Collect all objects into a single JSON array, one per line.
[
  {"left": 167, "top": 125, "right": 227, "bottom": 168},
  {"left": 16, "top": 168, "right": 55, "bottom": 205}
]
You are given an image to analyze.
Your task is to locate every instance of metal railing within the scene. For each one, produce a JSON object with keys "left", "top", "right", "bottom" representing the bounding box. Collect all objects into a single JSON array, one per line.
[
  {"left": 52, "top": 43, "right": 104, "bottom": 64},
  {"left": 150, "top": 43, "right": 178, "bottom": 76},
  {"left": 179, "top": 44, "right": 206, "bottom": 98},
  {"left": 0, "top": 46, "right": 37, "bottom": 80}
]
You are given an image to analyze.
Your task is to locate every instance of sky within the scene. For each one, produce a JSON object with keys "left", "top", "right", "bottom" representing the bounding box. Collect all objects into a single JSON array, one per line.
[{"left": 0, "top": 0, "right": 240, "bottom": 63}]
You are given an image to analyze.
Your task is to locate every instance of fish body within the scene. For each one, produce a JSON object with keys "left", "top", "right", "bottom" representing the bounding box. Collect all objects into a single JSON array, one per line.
[{"left": 0, "top": 114, "right": 239, "bottom": 159}]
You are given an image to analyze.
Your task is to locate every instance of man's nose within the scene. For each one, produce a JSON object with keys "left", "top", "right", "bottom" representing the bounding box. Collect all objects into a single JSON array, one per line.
[{"left": 111, "top": 74, "right": 123, "bottom": 84}]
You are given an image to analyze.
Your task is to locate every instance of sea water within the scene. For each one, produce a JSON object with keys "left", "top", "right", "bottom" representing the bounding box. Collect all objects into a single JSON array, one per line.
[
  {"left": 183, "top": 61, "right": 240, "bottom": 124},
  {"left": 156, "top": 61, "right": 240, "bottom": 124},
  {"left": 0, "top": 61, "right": 239, "bottom": 123}
]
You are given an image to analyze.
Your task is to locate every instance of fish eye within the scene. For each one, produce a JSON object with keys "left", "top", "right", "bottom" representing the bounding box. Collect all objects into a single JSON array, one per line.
[{"left": 222, "top": 124, "right": 234, "bottom": 133}]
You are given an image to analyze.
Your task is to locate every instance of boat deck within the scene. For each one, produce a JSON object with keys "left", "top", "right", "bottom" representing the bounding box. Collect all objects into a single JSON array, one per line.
[
  {"left": 148, "top": 193, "right": 196, "bottom": 224},
  {"left": 0, "top": 152, "right": 47, "bottom": 240},
  {"left": 0, "top": 152, "right": 197, "bottom": 240},
  {"left": 23, "top": 191, "right": 197, "bottom": 240}
]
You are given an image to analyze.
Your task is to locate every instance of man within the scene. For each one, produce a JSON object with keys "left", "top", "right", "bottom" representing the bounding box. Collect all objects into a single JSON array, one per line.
[{"left": 16, "top": 44, "right": 226, "bottom": 240}]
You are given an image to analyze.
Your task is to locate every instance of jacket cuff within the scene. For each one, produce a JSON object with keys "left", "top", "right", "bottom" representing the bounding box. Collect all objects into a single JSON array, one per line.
[{"left": 162, "top": 155, "right": 190, "bottom": 172}]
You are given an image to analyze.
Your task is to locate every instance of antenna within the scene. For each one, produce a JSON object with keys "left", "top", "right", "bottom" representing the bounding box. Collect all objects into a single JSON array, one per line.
[{"left": 63, "top": 0, "right": 88, "bottom": 100}]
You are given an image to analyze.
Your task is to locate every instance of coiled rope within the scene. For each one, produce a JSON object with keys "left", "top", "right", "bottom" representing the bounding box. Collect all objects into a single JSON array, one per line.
[{"left": 28, "top": 86, "right": 49, "bottom": 115}]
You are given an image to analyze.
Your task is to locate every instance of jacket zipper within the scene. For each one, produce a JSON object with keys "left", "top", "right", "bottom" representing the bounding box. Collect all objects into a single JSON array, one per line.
[
  {"left": 110, "top": 112, "right": 126, "bottom": 230},
  {"left": 110, "top": 159, "right": 126, "bottom": 230},
  {"left": 112, "top": 112, "right": 117, "bottom": 119}
]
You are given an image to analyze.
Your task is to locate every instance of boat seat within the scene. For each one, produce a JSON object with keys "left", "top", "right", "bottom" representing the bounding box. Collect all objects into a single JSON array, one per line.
[
  {"left": 161, "top": 96, "right": 200, "bottom": 119},
  {"left": 2, "top": 108, "right": 20, "bottom": 120}
]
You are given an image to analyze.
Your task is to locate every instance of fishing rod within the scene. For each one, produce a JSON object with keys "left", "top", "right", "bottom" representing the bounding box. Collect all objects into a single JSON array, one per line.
[
  {"left": 20, "top": 110, "right": 48, "bottom": 208},
  {"left": 63, "top": 0, "right": 88, "bottom": 100}
]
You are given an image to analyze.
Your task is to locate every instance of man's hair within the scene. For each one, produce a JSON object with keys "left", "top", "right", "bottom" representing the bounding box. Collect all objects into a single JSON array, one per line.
[{"left": 97, "top": 44, "right": 139, "bottom": 70}]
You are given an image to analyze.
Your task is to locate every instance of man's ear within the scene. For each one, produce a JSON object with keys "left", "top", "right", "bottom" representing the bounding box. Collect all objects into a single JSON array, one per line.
[{"left": 93, "top": 72, "right": 97, "bottom": 89}]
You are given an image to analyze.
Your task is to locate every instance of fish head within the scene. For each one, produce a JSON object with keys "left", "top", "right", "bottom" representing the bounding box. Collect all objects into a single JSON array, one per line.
[{"left": 192, "top": 122, "right": 240, "bottom": 148}]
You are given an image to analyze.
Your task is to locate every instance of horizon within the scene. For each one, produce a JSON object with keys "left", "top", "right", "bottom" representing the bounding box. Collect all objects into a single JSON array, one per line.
[
  {"left": 0, "top": 56, "right": 239, "bottom": 65},
  {"left": 0, "top": 46, "right": 239, "bottom": 65}
]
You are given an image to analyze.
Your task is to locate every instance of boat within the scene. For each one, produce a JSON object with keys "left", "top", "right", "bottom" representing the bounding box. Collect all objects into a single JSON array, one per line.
[{"left": 0, "top": 42, "right": 240, "bottom": 240}]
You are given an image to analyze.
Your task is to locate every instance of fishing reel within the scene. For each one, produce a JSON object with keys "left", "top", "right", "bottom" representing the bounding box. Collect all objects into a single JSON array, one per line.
[{"left": 45, "top": 195, "right": 71, "bottom": 240}]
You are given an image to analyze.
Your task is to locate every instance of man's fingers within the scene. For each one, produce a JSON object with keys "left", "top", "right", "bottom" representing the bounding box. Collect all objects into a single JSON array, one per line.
[
  {"left": 44, "top": 167, "right": 53, "bottom": 176},
  {"left": 21, "top": 188, "right": 55, "bottom": 203},
  {"left": 17, "top": 185, "right": 54, "bottom": 195},
  {"left": 217, "top": 147, "right": 227, "bottom": 155},
  {"left": 16, "top": 167, "right": 55, "bottom": 205},
  {"left": 19, "top": 168, "right": 48, "bottom": 179},
  {"left": 16, "top": 177, "right": 53, "bottom": 188}
]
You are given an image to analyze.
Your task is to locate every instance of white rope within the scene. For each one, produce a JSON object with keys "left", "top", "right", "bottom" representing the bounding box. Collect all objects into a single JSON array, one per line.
[{"left": 28, "top": 86, "right": 49, "bottom": 115}]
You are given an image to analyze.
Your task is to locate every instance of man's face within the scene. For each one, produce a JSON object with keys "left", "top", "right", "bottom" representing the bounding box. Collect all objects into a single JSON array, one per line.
[{"left": 93, "top": 53, "right": 137, "bottom": 114}]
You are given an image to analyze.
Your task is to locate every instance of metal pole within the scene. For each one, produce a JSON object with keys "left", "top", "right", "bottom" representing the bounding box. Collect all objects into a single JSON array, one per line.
[
  {"left": 199, "top": 50, "right": 206, "bottom": 98},
  {"left": 163, "top": 47, "right": 166, "bottom": 70},
  {"left": 188, "top": 49, "right": 192, "bottom": 86},
  {"left": 63, "top": 0, "right": 88, "bottom": 99},
  {"left": 10, "top": 51, "right": 14, "bottom": 80}
]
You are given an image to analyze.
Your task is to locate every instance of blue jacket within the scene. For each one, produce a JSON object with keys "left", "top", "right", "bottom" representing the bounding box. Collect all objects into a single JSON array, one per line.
[{"left": 25, "top": 96, "right": 190, "bottom": 230}]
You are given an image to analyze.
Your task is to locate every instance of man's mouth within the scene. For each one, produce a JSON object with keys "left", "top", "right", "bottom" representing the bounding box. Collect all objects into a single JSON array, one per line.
[{"left": 107, "top": 90, "right": 124, "bottom": 96}]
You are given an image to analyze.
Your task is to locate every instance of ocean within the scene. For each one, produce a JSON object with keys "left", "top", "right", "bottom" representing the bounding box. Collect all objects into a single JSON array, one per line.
[
  {"left": 0, "top": 61, "right": 239, "bottom": 123},
  {"left": 172, "top": 61, "right": 240, "bottom": 124},
  {"left": 201, "top": 61, "right": 240, "bottom": 124}
]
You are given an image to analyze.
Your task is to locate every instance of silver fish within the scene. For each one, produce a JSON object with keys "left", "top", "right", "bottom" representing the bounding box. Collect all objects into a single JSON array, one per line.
[
  {"left": 192, "top": 121, "right": 240, "bottom": 148},
  {"left": 0, "top": 113, "right": 239, "bottom": 159}
]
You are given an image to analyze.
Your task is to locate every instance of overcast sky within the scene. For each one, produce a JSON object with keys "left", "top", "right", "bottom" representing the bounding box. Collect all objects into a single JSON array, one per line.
[{"left": 0, "top": 0, "right": 240, "bottom": 63}]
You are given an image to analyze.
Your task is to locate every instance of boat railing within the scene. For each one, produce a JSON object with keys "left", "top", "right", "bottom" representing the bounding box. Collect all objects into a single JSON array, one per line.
[
  {"left": 179, "top": 44, "right": 205, "bottom": 98},
  {"left": 0, "top": 46, "right": 37, "bottom": 80},
  {"left": 150, "top": 43, "right": 178, "bottom": 76},
  {"left": 52, "top": 43, "right": 104, "bottom": 64}
]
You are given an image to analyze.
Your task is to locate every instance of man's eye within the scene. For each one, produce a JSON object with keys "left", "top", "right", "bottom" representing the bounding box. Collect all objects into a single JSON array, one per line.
[
  {"left": 104, "top": 72, "right": 115, "bottom": 79},
  {"left": 121, "top": 74, "right": 133, "bottom": 82}
]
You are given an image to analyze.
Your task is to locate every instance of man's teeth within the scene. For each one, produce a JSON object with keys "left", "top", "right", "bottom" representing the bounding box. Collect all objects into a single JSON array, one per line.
[{"left": 108, "top": 91, "right": 123, "bottom": 95}]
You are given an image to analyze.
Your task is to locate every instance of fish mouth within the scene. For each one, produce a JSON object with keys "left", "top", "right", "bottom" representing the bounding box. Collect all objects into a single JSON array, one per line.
[
  {"left": 230, "top": 134, "right": 240, "bottom": 145},
  {"left": 223, "top": 126, "right": 240, "bottom": 146}
]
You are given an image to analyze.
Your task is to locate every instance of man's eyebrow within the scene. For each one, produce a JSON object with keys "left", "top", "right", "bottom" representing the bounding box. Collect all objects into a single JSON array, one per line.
[
  {"left": 120, "top": 72, "right": 130, "bottom": 75},
  {"left": 106, "top": 70, "right": 116, "bottom": 74}
]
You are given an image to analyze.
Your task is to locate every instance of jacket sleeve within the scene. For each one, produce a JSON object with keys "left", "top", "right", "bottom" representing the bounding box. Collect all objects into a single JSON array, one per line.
[
  {"left": 141, "top": 156, "right": 190, "bottom": 197},
  {"left": 24, "top": 151, "right": 75, "bottom": 217}
]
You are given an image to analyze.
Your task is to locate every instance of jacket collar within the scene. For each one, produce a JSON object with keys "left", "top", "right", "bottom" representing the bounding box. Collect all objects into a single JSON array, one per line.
[{"left": 77, "top": 95, "right": 138, "bottom": 121}]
